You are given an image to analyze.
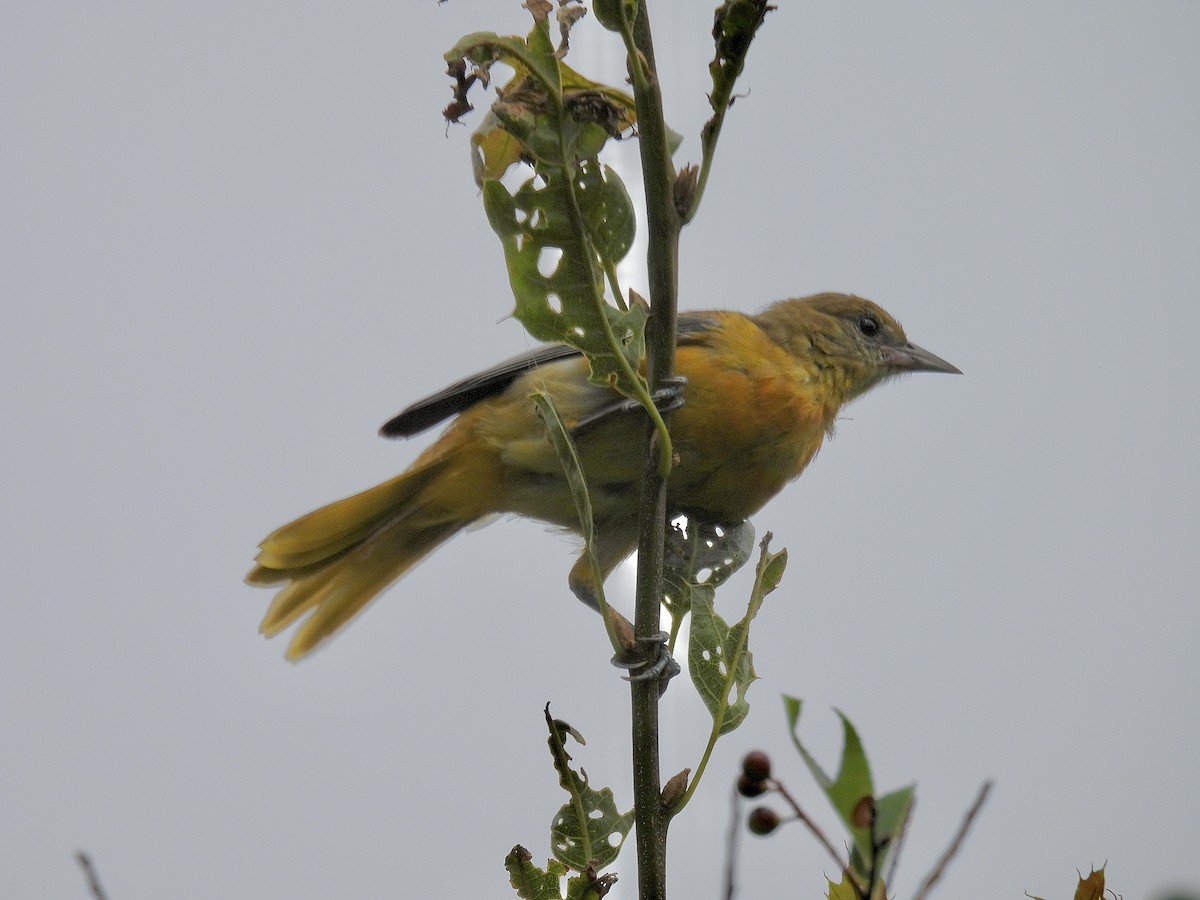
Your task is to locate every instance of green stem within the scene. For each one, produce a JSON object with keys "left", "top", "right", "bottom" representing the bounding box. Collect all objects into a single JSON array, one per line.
[
  {"left": 622, "top": 2, "right": 681, "bottom": 899},
  {"left": 681, "top": 76, "right": 731, "bottom": 225}
]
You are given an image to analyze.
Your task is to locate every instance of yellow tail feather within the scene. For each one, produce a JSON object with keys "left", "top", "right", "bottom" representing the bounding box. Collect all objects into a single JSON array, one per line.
[
  {"left": 248, "top": 457, "right": 466, "bottom": 660},
  {"left": 253, "top": 461, "right": 447, "bottom": 570}
]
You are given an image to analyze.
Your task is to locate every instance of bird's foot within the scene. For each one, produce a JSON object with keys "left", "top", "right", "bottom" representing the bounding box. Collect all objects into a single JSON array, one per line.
[
  {"left": 571, "top": 376, "right": 688, "bottom": 436},
  {"left": 650, "top": 376, "right": 688, "bottom": 415},
  {"left": 612, "top": 631, "right": 681, "bottom": 696}
]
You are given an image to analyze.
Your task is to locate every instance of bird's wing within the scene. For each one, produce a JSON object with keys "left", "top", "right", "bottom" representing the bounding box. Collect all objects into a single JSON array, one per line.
[
  {"left": 379, "top": 313, "right": 722, "bottom": 438},
  {"left": 379, "top": 342, "right": 580, "bottom": 438}
]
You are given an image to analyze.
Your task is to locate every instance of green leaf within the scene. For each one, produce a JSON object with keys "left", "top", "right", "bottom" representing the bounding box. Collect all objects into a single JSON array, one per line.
[
  {"left": 783, "top": 698, "right": 914, "bottom": 881},
  {"left": 825, "top": 871, "right": 860, "bottom": 900},
  {"left": 447, "top": 16, "right": 686, "bottom": 430},
  {"left": 483, "top": 165, "right": 646, "bottom": 399},
  {"left": 505, "top": 845, "right": 567, "bottom": 900},
  {"left": 662, "top": 519, "right": 755, "bottom": 631},
  {"left": 688, "top": 584, "right": 752, "bottom": 734},
  {"left": 687, "top": 533, "right": 783, "bottom": 735},
  {"left": 564, "top": 870, "right": 618, "bottom": 900},
  {"left": 544, "top": 708, "right": 634, "bottom": 872},
  {"left": 665, "top": 520, "right": 756, "bottom": 589},
  {"left": 873, "top": 784, "right": 914, "bottom": 857},
  {"left": 592, "top": 0, "right": 638, "bottom": 33},
  {"left": 785, "top": 699, "right": 873, "bottom": 864},
  {"left": 532, "top": 393, "right": 595, "bottom": 549},
  {"left": 450, "top": 25, "right": 637, "bottom": 181},
  {"left": 826, "top": 871, "right": 888, "bottom": 900}
]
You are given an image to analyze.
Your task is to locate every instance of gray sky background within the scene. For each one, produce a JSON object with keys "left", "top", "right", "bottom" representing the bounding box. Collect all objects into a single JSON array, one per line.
[{"left": 4, "top": 2, "right": 1198, "bottom": 898}]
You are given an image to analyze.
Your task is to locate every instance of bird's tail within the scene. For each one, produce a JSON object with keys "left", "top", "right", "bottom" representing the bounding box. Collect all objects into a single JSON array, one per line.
[{"left": 247, "top": 455, "right": 468, "bottom": 660}]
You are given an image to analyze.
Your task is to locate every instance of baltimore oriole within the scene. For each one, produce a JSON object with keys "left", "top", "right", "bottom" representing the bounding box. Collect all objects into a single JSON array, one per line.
[{"left": 248, "top": 292, "right": 958, "bottom": 659}]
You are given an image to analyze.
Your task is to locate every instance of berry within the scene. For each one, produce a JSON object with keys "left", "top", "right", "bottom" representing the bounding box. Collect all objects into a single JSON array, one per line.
[
  {"left": 742, "top": 750, "right": 771, "bottom": 782},
  {"left": 736, "top": 774, "right": 767, "bottom": 798},
  {"left": 747, "top": 806, "right": 781, "bottom": 836}
]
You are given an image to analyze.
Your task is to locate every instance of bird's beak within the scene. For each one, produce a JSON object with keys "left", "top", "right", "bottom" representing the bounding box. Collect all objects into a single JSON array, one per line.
[{"left": 881, "top": 342, "right": 961, "bottom": 374}]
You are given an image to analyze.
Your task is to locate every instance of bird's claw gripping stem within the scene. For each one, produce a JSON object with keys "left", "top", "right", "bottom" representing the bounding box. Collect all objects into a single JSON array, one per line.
[
  {"left": 612, "top": 630, "right": 681, "bottom": 695},
  {"left": 650, "top": 375, "right": 687, "bottom": 417},
  {"left": 571, "top": 376, "right": 687, "bottom": 436}
]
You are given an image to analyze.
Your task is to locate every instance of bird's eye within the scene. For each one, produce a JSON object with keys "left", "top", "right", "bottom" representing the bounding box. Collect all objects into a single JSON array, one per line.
[{"left": 858, "top": 315, "right": 880, "bottom": 337}]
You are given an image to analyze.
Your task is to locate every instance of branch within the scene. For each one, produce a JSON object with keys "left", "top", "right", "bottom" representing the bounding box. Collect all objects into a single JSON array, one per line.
[
  {"left": 75, "top": 852, "right": 111, "bottom": 900},
  {"left": 912, "top": 781, "right": 992, "bottom": 900},
  {"left": 622, "top": 0, "right": 682, "bottom": 898}
]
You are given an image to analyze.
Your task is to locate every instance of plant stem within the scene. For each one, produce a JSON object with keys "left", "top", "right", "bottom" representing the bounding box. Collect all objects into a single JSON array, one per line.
[{"left": 626, "top": 0, "right": 680, "bottom": 897}]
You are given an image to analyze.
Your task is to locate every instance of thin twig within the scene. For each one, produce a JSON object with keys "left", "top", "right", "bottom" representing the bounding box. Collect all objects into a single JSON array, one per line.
[
  {"left": 723, "top": 787, "right": 741, "bottom": 900},
  {"left": 912, "top": 781, "right": 992, "bottom": 900},
  {"left": 75, "top": 851, "right": 111, "bottom": 900},
  {"left": 772, "top": 780, "right": 848, "bottom": 872}
]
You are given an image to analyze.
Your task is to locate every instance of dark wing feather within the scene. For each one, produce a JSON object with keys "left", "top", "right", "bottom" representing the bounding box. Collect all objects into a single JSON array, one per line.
[{"left": 379, "top": 313, "right": 721, "bottom": 438}]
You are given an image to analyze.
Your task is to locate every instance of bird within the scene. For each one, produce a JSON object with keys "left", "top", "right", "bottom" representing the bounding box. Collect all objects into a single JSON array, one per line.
[{"left": 247, "top": 292, "right": 959, "bottom": 660}]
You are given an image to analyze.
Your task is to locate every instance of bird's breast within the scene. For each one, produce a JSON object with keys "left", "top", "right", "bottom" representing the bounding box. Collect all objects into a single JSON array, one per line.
[{"left": 667, "top": 343, "right": 834, "bottom": 522}]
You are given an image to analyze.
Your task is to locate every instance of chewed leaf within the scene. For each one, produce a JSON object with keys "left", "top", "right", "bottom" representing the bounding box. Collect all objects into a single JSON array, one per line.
[
  {"left": 550, "top": 786, "right": 634, "bottom": 872},
  {"left": 689, "top": 583, "right": 754, "bottom": 734},
  {"left": 662, "top": 519, "right": 755, "bottom": 636},
  {"left": 484, "top": 165, "right": 646, "bottom": 399},
  {"left": 664, "top": 519, "right": 756, "bottom": 588},
  {"left": 543, "top": 708, "right": 634, "bottom": 872},
  {"left": 449, "top": 21, "right": 637, "bottom": 182},
  {"left": 447, "top": 11, "right": 678, "bottom": 422},
  {"left": 687, "top": 534, "right": 782, "bottom": 735},
  {"left": 505, "top": 845, "right": 568, "bottom": 900}
]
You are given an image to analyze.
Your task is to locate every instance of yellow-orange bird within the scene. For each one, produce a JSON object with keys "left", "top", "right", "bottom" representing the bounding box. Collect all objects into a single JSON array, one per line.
[{"left": 248, "top": 293, "right": 958, "bottom": 659}]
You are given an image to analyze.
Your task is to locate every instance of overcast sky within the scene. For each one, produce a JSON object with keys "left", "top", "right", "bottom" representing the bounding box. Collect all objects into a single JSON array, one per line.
[{"left": 4, "top": 2, "right": 1198, "bottom": 899}]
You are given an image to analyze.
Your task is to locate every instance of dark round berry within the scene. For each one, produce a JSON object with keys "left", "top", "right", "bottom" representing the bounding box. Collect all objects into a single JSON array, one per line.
[
  {"left": 742, "top": 750, "right": 771, "bottom": 782},
  {"left": 747, "top": 806, "right": 781, "bottom": 836},
  {"left": 736, "top": 774, "right": 767, "bottom": 798}
]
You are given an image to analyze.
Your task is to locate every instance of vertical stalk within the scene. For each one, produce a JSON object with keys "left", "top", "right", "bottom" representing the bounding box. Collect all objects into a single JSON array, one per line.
[{"left": 628, "top": 2, "right": 680, "bottom": 899}]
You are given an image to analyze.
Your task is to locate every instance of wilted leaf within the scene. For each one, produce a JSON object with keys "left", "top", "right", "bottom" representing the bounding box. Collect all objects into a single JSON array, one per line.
[
  {"left": 449, "top": 23, "right": 636, "bottom": 180},
  {"left": 1074, "top": 866, "right": 1106, "bottom": 900},
  {"left": 564, "top": 868, "right": 618, "bottom": 900}
]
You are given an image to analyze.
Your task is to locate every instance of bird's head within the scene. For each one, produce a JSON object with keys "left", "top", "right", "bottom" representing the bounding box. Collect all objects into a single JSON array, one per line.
[{"left": 755, "top": 292, "right": 960, "bottom": 404}]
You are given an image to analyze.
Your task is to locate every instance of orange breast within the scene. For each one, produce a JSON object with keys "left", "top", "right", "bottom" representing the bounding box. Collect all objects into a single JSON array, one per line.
[{"left": 667, "top": 317, "right": 834, "bottom": 521}]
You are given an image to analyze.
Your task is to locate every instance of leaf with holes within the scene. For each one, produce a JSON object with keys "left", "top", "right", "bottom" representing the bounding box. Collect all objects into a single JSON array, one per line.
[
  {"left": 665, "top": 520, "right": 756, "bottom": 588},
  {"left": 687, "top": 534, "right": 782, "bottom": 735},
  {"left": 544, "top": 710, "right": 634, "bottom": 872},
  {"left": 483, "top": 164, "right": 644, "bottom": 398},
  {"left": 662, "top": 519, "right": 755, "bottom": 637},
  {"left": 448, "top": 12, "right": 658, "bottom": 407},
  {"left": 446, "top": 21, "right": 638, "bottom": 183},
  {"left": 505, "top": 846, "right": 568, "bottom": 900}
]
